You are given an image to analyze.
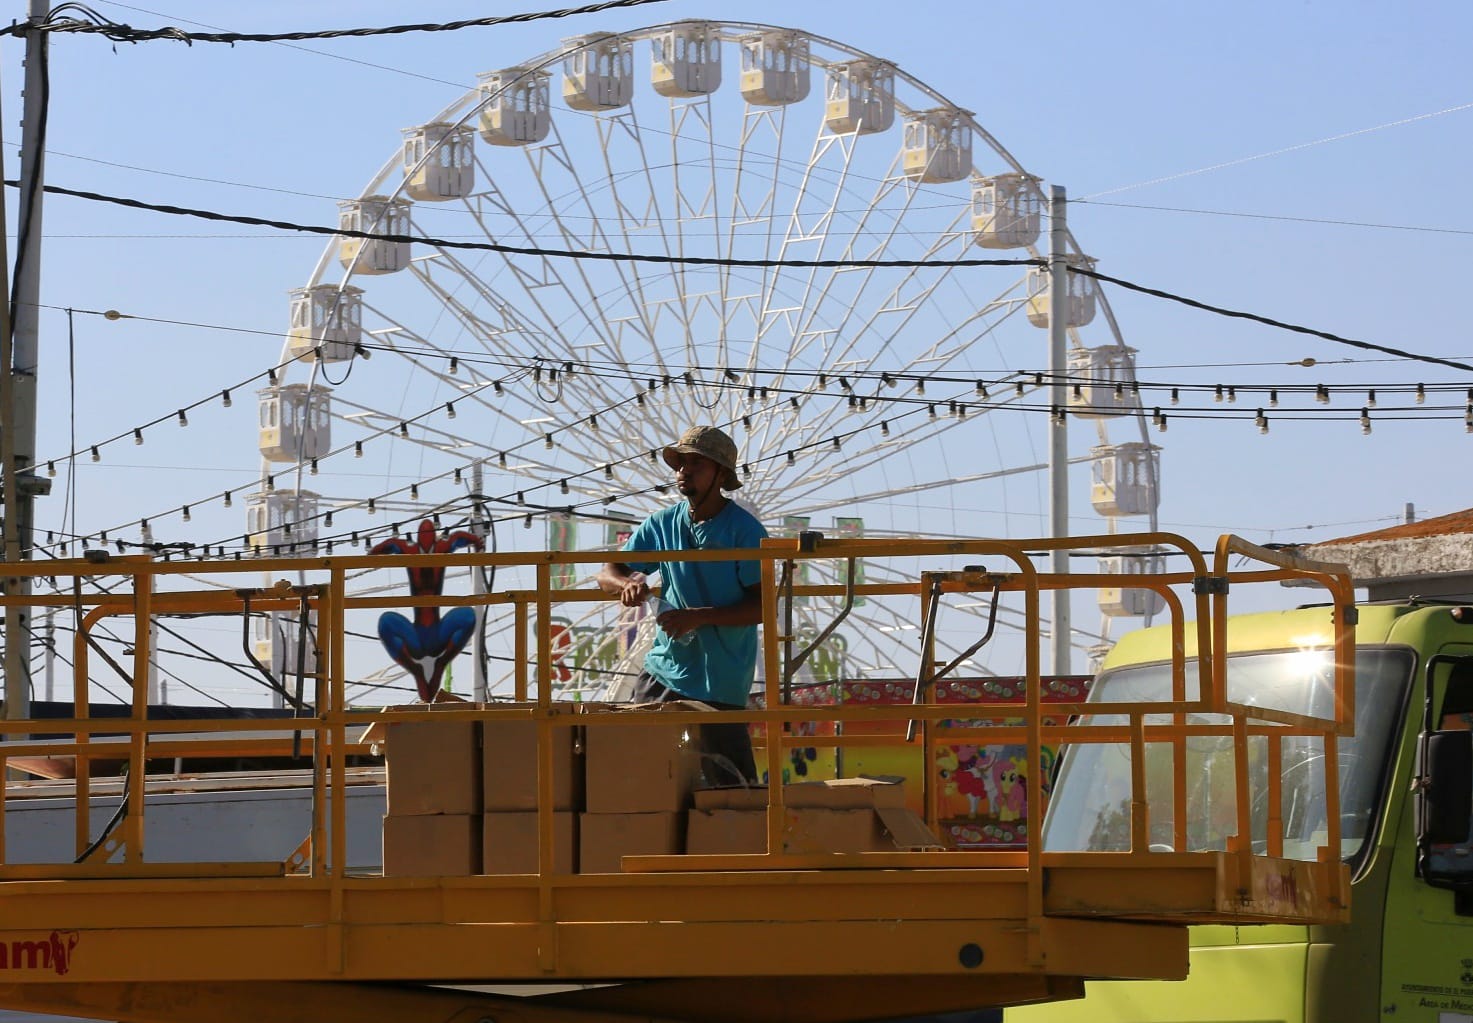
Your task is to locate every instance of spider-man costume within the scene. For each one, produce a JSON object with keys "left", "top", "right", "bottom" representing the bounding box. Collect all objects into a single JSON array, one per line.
[{"left": 370, "top": 518, "right": 483, "bottom": 701}]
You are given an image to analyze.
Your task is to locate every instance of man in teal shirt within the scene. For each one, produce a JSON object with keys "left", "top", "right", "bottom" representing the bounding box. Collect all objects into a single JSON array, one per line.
[{"left": 598, "top": 425, "right": 768, "bottom": 782}]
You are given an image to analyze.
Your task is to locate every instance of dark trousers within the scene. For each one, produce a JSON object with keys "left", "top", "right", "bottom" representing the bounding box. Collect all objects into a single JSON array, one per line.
[{"left": 630, "top": 672, "right": 758, "bottom": 785}]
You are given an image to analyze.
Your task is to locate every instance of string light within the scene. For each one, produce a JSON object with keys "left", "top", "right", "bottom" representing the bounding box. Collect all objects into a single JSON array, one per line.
[
  {"left": 545, "top": 433, "right": 555, "bottom": 450},
  {"left": 453, "top": 467, "right": 462, "bottom": 484},
  {"left": 1113, "top": 382, "right": 1124, "bottom": 403},
  {"left": 976, "top": 381, "right": 989, "bottom": 398},
  {"left": 1270, "top": 388, "right": 1279, "bottom": 407},
  {"left": 445, "top": 401, "right": 456, "bottom": 419},
  {"left": 1152, "top": 408, "right": 1166, "bottom": 432},
  {"left": 493, "top": 380, "right": 503, "bottom": 395},
  {"left": 915, "top": 378, "right": 926, "bottom": 395},
  {"left": 449, "top": 357, "right": 459, "bottom": 375},
  {"left": 1170, "top": 388, "right": 1180, "bottom": 406},
  {"left": 1417, "top": 383, "right": 1426, "bottom": 404},
  {"left": 517, "top": 491, "right": 525, "bottom": 505},
  {"left": 133, "top": 428, "right": 143, "bottom": 445},
  {"left": 1315, "top": 384, "right": 1330, "bottom": 404},
  {"left": 221, "top": 389, "right": 232, "bottom": 408},
  {"left": 309, "top": 458, "right": 319, "bottom": 476},
  {"left": 46, "top": 461, "right": 55, "bottom": 477},
  {"left": 559, "top": 479, "right": 569, "bottom": 494},
  {"left": 1360, "top": 407, "right": 1372, "bottom": 435},
  {"left": 588, "top": 414, "right": 598, "bottom": 431},
  {"left": 1255, "top": 409, "right": 1269, "bottom": 435},
  {"left": 355, "top": 440, "right": 364, "bottom": 458},
  {"left": 399, "top": 422, "right": 410, "bottom": 439},
  {"left": 786, "top": 451, "right": 795, "bottom": 465},
  {"left": 1227, "top": 386, "right": 1237, "bottom": 404},
  {"left": 267, "top": 369, "right": 277, "bottom": 386},
  {"left": 324, "top": 512, "right": 333, "bottom": 528},
  {"left": 90, "top": 445, "right": 100, "bottom": 462},
  {"left": 1214, "top": 384, "right": 1224, "bottom": 403},
  {"left": 1014, "top": 380, "right": 1024, "bottom": 397},
  {"left": 603, "top": 464, "right": 613, "bottom": 480},
  {"left": 880, "top": 420, "right": 890, "bottom": 436},
  {"left": 928, "top": 404, "right": 937, "bottom": 420},
  {"left": 524, "top": 513, "right": 533, "bottom": 529},
  {"left": 832, "top": 436, "right": 842, "bottom": 450},
  {"left": 265, "top": 475, "right": 275, "bottom": 492},
  {"left": 1366, "top": 389, "right": 1377, "bottom": 408},
  {"left": 367, "top": 498, "right": 376, "bottom": 514},
  {"left": 223, "top": 491, "right": 232, "bottom": 508},
  {"left": 182, "top": 505, "right": 191, "bottom": 522},
  {"left": 410, "top": 484, "right": 419, "bottom": 501},
  {"left": 498, "top": 451, "right": 508, "bottom": 467}
]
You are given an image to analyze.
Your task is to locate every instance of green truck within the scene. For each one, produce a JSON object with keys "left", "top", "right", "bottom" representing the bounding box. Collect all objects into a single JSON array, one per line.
[{"left": 1009, "top": 599, "right": 1473, "bottom": 1022}]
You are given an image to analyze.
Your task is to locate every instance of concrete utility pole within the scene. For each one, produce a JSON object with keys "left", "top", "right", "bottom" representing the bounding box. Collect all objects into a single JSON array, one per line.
[
  {"left": 4, "top": 0, "right": 54, "bottom": 725},
  {"left": 1047, "top": 185, "right": 1072, "bottom": 676}
]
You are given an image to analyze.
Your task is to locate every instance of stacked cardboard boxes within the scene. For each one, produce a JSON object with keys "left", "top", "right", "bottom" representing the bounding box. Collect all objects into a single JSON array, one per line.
[
  {"left": 579, "top": 703, "right": 702, "bottom": 873},
  {"left": 686, "top": 777, "right": 941, "bottom": 855},
  {"left": 378, "top": 702, "right": 582, "bottom": 877},
  {"left": 380, "top": 703, "right": 942, "bottom": 877}
]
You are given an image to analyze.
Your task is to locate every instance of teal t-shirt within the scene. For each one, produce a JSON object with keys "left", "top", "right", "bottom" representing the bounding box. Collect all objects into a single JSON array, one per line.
[{"left": 621, "top": 499, "right": 768, "bottom": 706}]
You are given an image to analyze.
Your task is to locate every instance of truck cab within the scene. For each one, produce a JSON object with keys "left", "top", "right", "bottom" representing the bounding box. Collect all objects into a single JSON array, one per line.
[{"left": 1010, "top": 601, "right": 1473, "bottom": 1022}]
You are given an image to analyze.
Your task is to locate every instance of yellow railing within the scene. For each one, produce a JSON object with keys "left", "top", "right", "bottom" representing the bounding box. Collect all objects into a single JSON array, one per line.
[{"left": 0, "top": 532, "right": 1355, "bottom": 931}]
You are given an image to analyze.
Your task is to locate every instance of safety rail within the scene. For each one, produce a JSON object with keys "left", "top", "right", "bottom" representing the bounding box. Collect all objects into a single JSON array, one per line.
[{"left": 0, "top": 532, "right": 1355, "bottom": 1021}]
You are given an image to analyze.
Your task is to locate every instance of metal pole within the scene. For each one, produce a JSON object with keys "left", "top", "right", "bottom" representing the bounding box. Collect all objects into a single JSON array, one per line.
[
  {"left": 1047, "top": 185, "right": 1072, "bottom": 676},
  {"left": 470, "top": 462, "right": 488, "bottom": 702},
  {"left": 4, "top": 2, "right": 53, "bottom": 726}
]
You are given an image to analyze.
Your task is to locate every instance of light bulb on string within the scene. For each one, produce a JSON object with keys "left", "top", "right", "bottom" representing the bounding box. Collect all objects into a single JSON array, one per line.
[
  {"left": 134, "top": 428, "right": 144, "bottom": 445},
  {"left": 90, "top": 446, "right": 100, "bottom": 462},
  {"left": 310, "top": 459, "right": 319, "bottom": 476},
  {"left": 1417, "top": 383, "right": 1426, "bottom": 404},
  {"left": 1366, "top": 389, "right": 1377, "bottom": 408},
  {"left": 265, "top": 475, "right": 275, "bottom": 492},
  {"left": 398, "top": 422, "right": 410, "bottom": 439},
  {"left": 445, "top": 402, "right": 456, "bottom": 419},
  {"left": 46, "top": 461, "right": 55, "bottom": 477},
  {"left": 603, "top": 464, "right": 613, "bottom": 480},
  {"left": 324, "top": 512, "right": 333, "bottom": 528},
  {"left": 1170, "top": 388, "right": 1179, "bottom": 406},
  {"left": 1227, "top": 386, "right": 1237, "bottom": 404},
  {"left": 355, "top": 441, "right": 364, "bottom": 458},
  {"left": 449, "top": 357, "right": 459, "bottom": 375},
  {"left": 1360, "top": 408, "right": 1372, "bottom": 435},
  {"left": 410, "top": 484, "right": 419, "bottom": 501},
  {"left": 453, "top": 468, "right": 462, "bottom": 484},
  {"left": 1315, "top": 385, "right": 1330, "bottom": 404},
  {"left": 1214, "top": 384, "right": 1224, "bottom": 403},
  {"left": 786, "top": 451, "right": 796, "bottom": 465},
  {"left": 223, "top": 491, "right": 232, "bottom": 508},
  {"left": 1270, "top": 389, "right": 1279, "bottom": 408},
  {"left": 559, "top": 479, "right": 569, "bottom": 495},
  {"left": 1255, "top": 409, "right": 1268, "bottom": 435},
  {"left": 976, "top": 381, "right": 989, "bottom": 398},
  {"left": 221, "top": 389, "right": 232, "bottom": 408}
]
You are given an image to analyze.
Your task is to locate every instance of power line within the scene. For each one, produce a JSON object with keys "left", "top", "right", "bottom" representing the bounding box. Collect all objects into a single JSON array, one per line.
[
  {"left": 1075, "top": 198, "right": 1473, "bottom": 237},
  {"left": 1073, "top": 266, "right": 1473, "bottom": 374},
  {"left": 9, "top": 0, "right": 675, "bottom": 43}
]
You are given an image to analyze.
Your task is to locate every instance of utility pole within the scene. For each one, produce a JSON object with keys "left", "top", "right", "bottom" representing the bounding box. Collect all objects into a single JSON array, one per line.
[
  {"left": 1047, "top": 185, "right": 1072, "bottom": 676},
  {"left": 4, "top": 0, "right": 53, "bottom": 726}
]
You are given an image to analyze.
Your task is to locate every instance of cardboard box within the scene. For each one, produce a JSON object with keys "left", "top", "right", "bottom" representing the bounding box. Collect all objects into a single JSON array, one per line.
[
  {"left": 686, "top": 805, "right": 942, "bottom": 856},
  {"left": 481, "top": 715, "right": 581, "bottom": 812},
  {"left": 579, "top": 811, "right": 685, "bottom": 873},
  {"left": 692, "top": 776, "right": 906, "bottom": 811},
  {"left": 582, "top": 704, "right": 702, "bottom": 813},
  {"left": 482, "top": 812, "right": 577, "bottom": 874},
  {"left": 385, "top": 715, "right": 480, "bottom": 816},
  {"left": 382, "top": 813, "right": 480, "bottom": 877}
]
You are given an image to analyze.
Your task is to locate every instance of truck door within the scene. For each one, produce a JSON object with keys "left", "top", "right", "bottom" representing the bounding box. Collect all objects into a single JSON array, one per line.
[{"left": 1379, "top": 652, "right": 1473, "bottom": 1019}]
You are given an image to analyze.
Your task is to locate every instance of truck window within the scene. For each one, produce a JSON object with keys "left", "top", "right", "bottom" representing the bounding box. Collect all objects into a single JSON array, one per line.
[{"left": 1042, "top": 647, "right": 1412, "bottom": 862}]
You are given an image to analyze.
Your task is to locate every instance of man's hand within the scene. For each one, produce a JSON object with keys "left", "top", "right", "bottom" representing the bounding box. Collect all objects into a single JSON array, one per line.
[{"left": 618, "top": 572, "right": 650, "bottom": 608}]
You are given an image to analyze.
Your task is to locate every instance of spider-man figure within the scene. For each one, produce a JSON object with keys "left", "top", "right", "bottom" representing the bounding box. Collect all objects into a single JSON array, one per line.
[{"left": 370, "top": 519, "right": 483, "bottom": 701}]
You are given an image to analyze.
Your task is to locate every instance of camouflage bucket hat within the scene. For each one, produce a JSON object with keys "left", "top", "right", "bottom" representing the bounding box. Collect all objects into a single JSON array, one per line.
[{"left": 662, "top": 425, "right": 742, "bottom": 491}]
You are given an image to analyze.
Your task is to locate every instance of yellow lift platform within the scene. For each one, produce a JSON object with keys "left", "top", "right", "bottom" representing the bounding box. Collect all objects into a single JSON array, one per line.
[{"left": 0, "top": 533, "right": 1355, "bottom": 1023}]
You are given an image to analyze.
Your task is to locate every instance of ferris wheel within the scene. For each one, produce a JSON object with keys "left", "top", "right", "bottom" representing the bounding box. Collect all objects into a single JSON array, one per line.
[{"left": 249, "top": 22, "right": 1162, "bottom": 701}]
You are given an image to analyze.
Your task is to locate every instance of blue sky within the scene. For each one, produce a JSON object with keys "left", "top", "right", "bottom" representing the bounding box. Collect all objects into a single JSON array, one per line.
[{"left": 3, "top": 0, "right": 1469, "bottom": 696}]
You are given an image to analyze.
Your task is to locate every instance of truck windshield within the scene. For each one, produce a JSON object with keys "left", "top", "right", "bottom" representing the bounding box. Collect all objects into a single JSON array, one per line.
[{"left": 1042, "top": 646, "right": 1412, "bottom": 861}]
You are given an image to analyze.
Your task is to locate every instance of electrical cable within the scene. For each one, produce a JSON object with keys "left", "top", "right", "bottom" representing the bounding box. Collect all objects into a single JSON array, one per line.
[{"left": 7, "top": 0, "right": 675, "bottom": 42}]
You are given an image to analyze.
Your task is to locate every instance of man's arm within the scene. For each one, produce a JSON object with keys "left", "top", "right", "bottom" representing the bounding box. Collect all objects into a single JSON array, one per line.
[
  {"left": 597, "top": 562, "right": 650, "bottom": 608},
  {"left": 655, "top": 584, "right": 762, "bottom": 639}
]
